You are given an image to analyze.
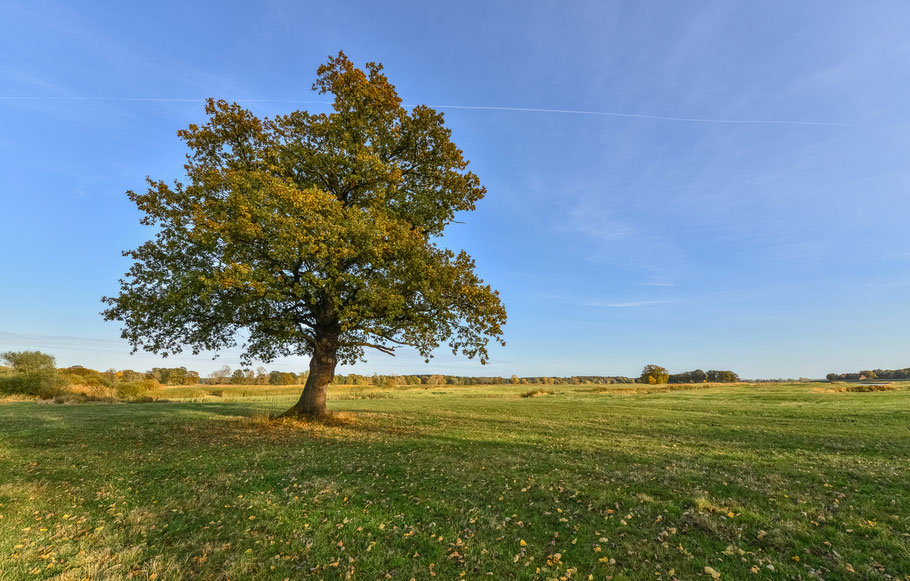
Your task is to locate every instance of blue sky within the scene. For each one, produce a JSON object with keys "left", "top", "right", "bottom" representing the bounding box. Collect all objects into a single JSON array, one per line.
[{"left": 2, "top": 1, "right": 909, "bottom": 379}]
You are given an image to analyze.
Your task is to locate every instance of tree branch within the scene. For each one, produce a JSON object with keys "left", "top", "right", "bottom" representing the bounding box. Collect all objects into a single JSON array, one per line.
[
  {"left": 341, "top": 341, "right": 397, "bottom": 356},
  {"left": 359, "top": 328, "right": 420, "bottom": 347}
]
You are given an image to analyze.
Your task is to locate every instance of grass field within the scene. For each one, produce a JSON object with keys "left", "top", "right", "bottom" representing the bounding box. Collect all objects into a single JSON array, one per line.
[{"left": 1, "top": 383, "right": 908, "bottom": 579}]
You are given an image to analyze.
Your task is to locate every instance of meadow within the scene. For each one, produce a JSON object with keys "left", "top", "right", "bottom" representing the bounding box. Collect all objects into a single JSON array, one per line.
[{"left": 0, "top": 383, "right": 907, "bottom": 580}]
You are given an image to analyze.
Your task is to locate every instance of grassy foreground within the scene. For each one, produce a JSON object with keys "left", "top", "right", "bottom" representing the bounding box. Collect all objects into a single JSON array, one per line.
[{"left": 0, "top": 383, "right": 908, "bottom": 580}]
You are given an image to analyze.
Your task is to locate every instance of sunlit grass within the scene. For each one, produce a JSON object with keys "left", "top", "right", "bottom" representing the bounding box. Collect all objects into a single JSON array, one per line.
[{"left": 0, "top": 383, "right": 907, "bottom": 579}]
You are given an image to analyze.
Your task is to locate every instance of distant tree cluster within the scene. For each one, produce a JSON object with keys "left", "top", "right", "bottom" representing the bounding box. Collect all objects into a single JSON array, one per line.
[
  {"left": 333, "top": 374, "right": 506, "bottom": 387},
  {"left": 206, "top": 366, "right": 308, "bottom": 386},
  {"left": 640, "top": 365, "right": 670, "bottom": 384},
  {"left": 335, "top": 374, "right": 417, "bottom": 387},
  {"left": 0, "top": 352, "right": 317, "bottom": 398},
  {"left": 706, "top": 370, "right": 741, "bottom": 383},
  {"left": 330, "top": 374, "right": 640, "bottom": 387},
  {"left": 146, "top": 367, "right": 200, "bottom": 385},
  {"left": 65, "top": 366, "right": 201, "bottom": 386},
  {"left": 668, "top": 369, "right": 707, "bottom": 383},
  {"left": 642, "top": 366, "right": 740, "bottom": 384},
  {"left": 1, "top": 349, "right": 747, "bottom": 397},
  {"left": 59, "top": 365, "right": 161, "bottom": 399},
  {"left": 561, "top": 375, "right": 637, "bottom": 385},
  {"left": 0, "top": 353, "right": 169, "bottom": 400},
  {"left": 826, "top": 367, "right": 910, "bottom": 382}
]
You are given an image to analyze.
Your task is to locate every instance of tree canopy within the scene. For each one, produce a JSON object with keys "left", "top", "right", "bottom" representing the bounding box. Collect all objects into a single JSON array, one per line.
[
  {"left": 0, "top": 350, "right": 64, "bottom": 397},
  {"left": 640, "top": 364, "right": 670, "bottom": 385},
  {"left": 1, "top": 350, "right": 57, "bottom": 378},
  {"left": 102, "top": 52, "right": 506, "bottom": 417}
]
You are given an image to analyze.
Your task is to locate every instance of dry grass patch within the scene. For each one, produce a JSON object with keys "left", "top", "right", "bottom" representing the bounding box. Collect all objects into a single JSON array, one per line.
[
  {"left": 811, "top": 384, "right": 897, "bottom": 393},
  {"left": 520, "top": 388, "right": 554, "bottom": 398}
]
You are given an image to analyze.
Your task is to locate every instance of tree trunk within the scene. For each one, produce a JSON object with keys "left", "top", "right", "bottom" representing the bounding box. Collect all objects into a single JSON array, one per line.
[{"left": 281, "top": 339, "right": 337, "bottom": 418}]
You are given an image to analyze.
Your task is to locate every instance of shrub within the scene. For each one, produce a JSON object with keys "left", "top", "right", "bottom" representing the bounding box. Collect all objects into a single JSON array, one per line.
[
  {"left": 64, "top": 373, "right": 109, "bottom": 389},
  {"left": 114, "top": 381, "right": 147, "bottom": 400},
  {"left": 36, "top": 379, "right": 69, "bottom": 399},
  {"left": 0, "top": 375, "right": 69, "bottom": 398},
  {"left": 847, "top": 384, "right": 895, "bottom": 393},
  {"left": 0, "top": 350, "right": 70, "bottom": 398},
  {"left": 140, "top": 379, "right": 161, "bottom": 392},
  {"left": 61, "top": 366, "right": 112, "bottom": 388},
  {"left": 111, "top": 378, "right": 162, "bottom": 400},
  {"left": 0, "top": 374, "right": 29, "bottom": 395},
  {"left": 521, "top": 388, "right": 554, "bottom": 398}
]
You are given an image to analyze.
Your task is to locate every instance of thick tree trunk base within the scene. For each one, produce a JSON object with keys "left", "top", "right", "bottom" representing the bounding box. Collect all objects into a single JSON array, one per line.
[
  {"left": 274, "top": 403, "right": 329, "bottom": 420},
  {"left": 277, "top": 342, "right": 337, "bottom": 419},
  {"left": 278, "top": 383, "right": 329, "bottom": 419}
]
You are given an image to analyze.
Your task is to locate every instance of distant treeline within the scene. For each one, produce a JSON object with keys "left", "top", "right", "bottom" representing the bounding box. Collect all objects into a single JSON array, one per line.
[
  {"left": 206, "top": 365, "right": 307, "bottom": 385},
  {"left": 66, "top": 366, "right": 203, "bottom": 386},
  {"left": 826, "top": 367, "right": 910, "bottom": 381},
  {"left": 668, "top": 369, "right": 740, "bottom": 384},
  {"left": 0, "top": 352, "right": 168, "bottom": 400},
  {"left": 334, "top": 371, "right": 741, "bottom": 386},
  {"left": 85, "top": 369, "right": 747, "bottom": 387},
  {"left": 2, "top": 352, "right": 744, "bottom": 391},
  {"left": 333, "top": 374, "right": 639, "bottom": 386}
]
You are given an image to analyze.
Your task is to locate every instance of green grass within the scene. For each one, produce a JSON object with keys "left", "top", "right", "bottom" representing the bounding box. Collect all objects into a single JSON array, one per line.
[{"left": 1, "top": 383, "right": 908, "bottom": 579}]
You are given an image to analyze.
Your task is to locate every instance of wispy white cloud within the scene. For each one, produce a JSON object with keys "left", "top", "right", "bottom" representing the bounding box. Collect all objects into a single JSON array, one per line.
[
  {"left": 555, "top": 190, "right": 689, "bottom": 281},
  {"left": 0, "top": 1, "right": 240, "bottom": 106},
  {"left": 0, "top": 331, "right": 123, "bottom": 350},
  {"left": 0, "top": 66, "right": 71, "bottom": 95}
]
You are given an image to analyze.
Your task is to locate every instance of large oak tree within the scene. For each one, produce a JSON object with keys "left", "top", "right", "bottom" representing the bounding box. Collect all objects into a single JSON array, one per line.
[{"left": 103, "top": 52, "right": 506, "bottom": 417}]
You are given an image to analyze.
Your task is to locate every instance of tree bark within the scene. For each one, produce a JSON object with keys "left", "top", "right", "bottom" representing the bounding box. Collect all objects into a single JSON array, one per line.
[{"left": 281, "top": 337, "right": 338, "bottom": 418}]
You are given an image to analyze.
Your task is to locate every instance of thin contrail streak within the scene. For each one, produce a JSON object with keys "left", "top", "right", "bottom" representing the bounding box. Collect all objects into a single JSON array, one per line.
[
  {"left": 422, "top": 104, "right": 856, "bottom": 128},
  {"left": 0, "top": 96, "right": 855, "bottom": 127}
]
